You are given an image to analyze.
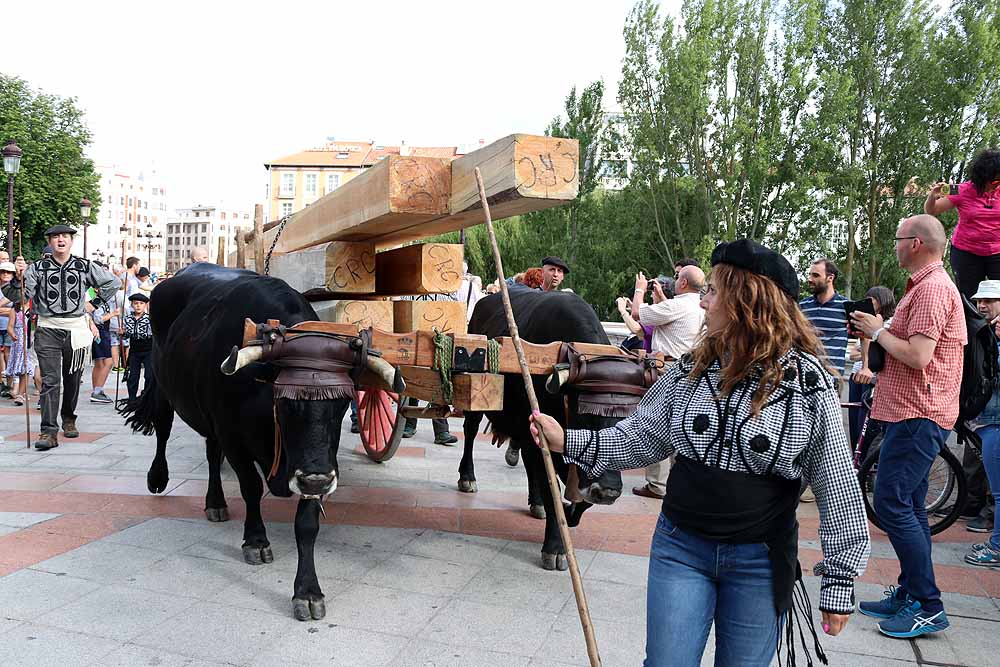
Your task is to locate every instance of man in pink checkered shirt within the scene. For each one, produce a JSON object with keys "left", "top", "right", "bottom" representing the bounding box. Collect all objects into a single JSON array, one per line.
[{"left": 850, "top": 214, "right": 966, "bottom": 639}]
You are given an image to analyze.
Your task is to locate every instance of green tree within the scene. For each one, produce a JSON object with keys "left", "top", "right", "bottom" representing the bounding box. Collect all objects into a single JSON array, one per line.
[{"left": 0, "top": 74, "right": 100, "bottom": 254}]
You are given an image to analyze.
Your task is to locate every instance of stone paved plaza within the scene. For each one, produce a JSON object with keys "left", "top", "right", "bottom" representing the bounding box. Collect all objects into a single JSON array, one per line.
[{"left": 0, "top": 375, "right": 998, "bottom": 666}]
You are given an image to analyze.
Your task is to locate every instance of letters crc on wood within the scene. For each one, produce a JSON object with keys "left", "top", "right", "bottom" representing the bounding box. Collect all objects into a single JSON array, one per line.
[
  {"left": 428, "top": 244, "right": 461, "bottom": 287},
  {"left": 329, "top": 250, "right": 375, "bottom": 290}
]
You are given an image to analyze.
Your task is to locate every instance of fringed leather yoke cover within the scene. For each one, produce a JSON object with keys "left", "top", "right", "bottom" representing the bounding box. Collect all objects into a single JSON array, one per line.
[
  {"left": 260, "top": 332, "right": 359, "bottom": 401},
  {"left": 559, "top": 344, "right": 664, "bottom": 418}
]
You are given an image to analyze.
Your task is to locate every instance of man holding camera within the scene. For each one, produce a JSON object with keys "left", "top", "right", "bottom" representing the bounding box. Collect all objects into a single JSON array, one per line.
[{"left": 630, "top": 265, "right": 705, "bottom": 498}]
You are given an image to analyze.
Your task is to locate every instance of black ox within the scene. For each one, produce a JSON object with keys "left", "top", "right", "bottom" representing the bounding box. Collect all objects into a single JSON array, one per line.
[
  {"left": 122, "top": 263, "right": 400, "bottom": 621},
  {"left": 459, "top": 289, "right": 655, "bottom": 570}
]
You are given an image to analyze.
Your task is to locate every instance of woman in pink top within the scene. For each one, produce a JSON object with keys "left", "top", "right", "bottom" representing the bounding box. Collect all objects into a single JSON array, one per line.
[{"left": 926, "top": 148, "right": 1000, "bottom": 300}]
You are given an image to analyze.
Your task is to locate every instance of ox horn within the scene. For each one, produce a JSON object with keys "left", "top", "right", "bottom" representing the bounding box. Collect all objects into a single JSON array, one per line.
[
  {"left": 221, "top": 345, "right": 263, "bottom": 375},
  {"left": 365, "top": 355, "right": 406, "bottom": 394},
  {"left": 545, "top": 363, "right": 571, "bottom": 395}
]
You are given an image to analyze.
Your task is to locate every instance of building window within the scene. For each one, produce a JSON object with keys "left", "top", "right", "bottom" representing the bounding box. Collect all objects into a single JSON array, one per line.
[
  {"left": 220, "top": 212, "right": 226, "bottom": 220},
  {"left": 280, "top": 202, "right": 293, "bottom": 218},
  {"left": 304, "top": 173, "right": 318, "bottom": 198},
  {"left": 201, "top": 236, "right": 207, "bottom": 245},
  {"left": 326, "top": 173, "right": 340, "bottom": 193},
  {"left": 280, "top": 172, "right": 295, "bottom": 197},
  {"left": 201, "top": 224, "right": 207, "bottom": 233}
]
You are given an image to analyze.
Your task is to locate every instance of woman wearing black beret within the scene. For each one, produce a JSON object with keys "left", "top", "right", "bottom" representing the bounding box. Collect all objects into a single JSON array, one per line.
[{"left": 531, "top": 239, "right": 870, "bottom": 667}]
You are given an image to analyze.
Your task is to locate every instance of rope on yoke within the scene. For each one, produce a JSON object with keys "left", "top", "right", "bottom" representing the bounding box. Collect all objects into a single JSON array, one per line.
[
  {"left": 486, "top": 338, "right": 501, "bottom": 374},
  {"left": 263, "top": 215, "right": 292, "bottom": 276},
  {"left": 432, "top": 329, "right": 454, "bottom": 403}
]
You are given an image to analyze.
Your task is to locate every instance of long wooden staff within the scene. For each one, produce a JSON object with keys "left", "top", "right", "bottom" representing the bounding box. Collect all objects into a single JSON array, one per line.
[
  {"left": 474, "top": 168, "right": 601, "bottom": 667},
  {"left": 114, "top": 289, "right": 124, "bottom": 407},
  {"left": 16, "top": 230, "right": 30, "bottom": 448}
]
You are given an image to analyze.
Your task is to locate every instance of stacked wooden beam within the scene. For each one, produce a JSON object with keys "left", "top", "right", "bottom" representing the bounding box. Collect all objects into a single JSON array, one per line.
[
  {"left": 233, "top": 134, "right": 580, "bottom": 411},
  {"left": 235, "top": 134, "right": 579, "bottom": 333}
]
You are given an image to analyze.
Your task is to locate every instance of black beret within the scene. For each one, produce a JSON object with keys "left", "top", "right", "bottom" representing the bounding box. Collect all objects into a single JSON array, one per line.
[
  {"left": 710, "top": 239, "right": 799, "bottom": 300},
  {"left": 44, "top": 224, "right": 77, "bottom": 237},
  {"left": 541, "top": 256, "right": 570, "bottom": 274},
  {"left": 128, "top": 293, "right": 149, "bottom": 303}
]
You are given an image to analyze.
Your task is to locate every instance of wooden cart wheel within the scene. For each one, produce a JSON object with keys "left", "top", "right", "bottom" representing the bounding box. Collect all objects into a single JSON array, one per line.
[{"left": 356, "top": 388, "right": 405, "bottom": 463}]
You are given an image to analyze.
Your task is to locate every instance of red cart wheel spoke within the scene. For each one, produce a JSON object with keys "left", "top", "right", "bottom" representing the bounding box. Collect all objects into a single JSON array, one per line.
[{"left": 356, "top": 387, "right": 404, "bottom": 462}]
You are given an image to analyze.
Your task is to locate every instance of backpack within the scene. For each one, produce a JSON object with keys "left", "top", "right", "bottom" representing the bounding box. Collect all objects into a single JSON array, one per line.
[{"left": 958, "top": 294, "right": 1000, "bottom": 422}]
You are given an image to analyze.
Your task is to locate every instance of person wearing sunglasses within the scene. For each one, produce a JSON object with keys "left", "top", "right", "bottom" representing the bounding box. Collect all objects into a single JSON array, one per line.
[{"left": 925, "top": 147, "right": 1000, "bottom": 301}]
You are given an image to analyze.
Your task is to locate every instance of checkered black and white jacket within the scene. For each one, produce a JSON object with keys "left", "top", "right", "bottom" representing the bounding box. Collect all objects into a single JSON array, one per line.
[{"left": 564, "top": 349, "right": 871, "bottom": 614}]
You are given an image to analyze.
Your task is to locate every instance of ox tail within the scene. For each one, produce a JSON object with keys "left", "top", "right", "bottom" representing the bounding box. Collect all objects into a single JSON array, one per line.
[{"left": 119, "top": 381, "right": 158, "bottom": 436}]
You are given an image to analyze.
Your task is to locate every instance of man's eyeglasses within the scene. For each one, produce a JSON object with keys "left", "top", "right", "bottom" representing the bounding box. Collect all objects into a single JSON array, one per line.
[{"left": 894, "top": 236, "right": 921, "bottom": 242}]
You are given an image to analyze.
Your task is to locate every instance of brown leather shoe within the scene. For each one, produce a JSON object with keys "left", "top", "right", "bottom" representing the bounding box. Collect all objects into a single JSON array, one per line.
[
  {"left": 632, "top": 484, "right": 665, "bottom": 500},
  {"left": 34, "top": 432, "right": 59, "bottom": 451},
  {"left": 62, "top": 418, "right": 79, "bottom": 438}
]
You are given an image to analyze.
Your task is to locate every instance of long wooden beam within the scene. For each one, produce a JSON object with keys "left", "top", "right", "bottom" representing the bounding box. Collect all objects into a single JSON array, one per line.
[
  {"left": 257, "top": 134, "right": 579, "bottom": 255},
  {"left": 261, "top": 156, "right": 452, "bottom": 254},
  {"left": 378, "top": 134, "right": 580, "bottom": 245}
]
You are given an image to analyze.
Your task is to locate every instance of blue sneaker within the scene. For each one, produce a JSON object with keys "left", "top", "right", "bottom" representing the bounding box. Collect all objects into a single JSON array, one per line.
[
  {"left": 859, "top": 586, "right": 909, "bottom": 619},
  {"left": 878, "top": 600, "right": 949, "bottom": 638},
  {"left": 965, "top": 543, "right": 1000, "bottom": 567}
]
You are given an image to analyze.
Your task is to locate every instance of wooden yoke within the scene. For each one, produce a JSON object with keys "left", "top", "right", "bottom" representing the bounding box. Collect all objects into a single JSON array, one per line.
[{"left": 239, "top": 318, "right": 639, "bottom": 374}]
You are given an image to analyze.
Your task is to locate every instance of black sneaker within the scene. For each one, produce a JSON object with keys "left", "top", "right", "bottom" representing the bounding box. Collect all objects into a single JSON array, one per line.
[
  {"left": 350, "top": 421, "right": 360, "bottom": 434},
  {"left": 967, "top": 515, "right": 994, "bottom": 533},
  {"left": 434, "top": 433, "right": 458, "bottom": 446},
  {"left": 90, "top": 391, "right": 113, "bottom": 404}
]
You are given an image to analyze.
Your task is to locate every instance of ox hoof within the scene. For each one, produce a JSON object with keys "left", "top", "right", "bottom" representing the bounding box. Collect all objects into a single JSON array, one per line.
[
  {"left": 242, "top": 545, "right": 274, "bottom": 565},
  {"left": 205, "top": 507, "right": 230, "bottom": 523},
  {"left": 146, "top": 469, "right": 169, "bottom": 495},
  {"left": 293, "top": 596, "right": 326, "bottom": 621},
  {"left": 458, "top": 479, "right": 478, "bottom": 493},
  {"left": 541, "top": 553, "right": 569, "bottom": 571},
  {"left": 529, "top": 504, "right": 546, "bottom": 520},
  {"left": 582, "top": 483, "right": 621, "bottom": 506}
]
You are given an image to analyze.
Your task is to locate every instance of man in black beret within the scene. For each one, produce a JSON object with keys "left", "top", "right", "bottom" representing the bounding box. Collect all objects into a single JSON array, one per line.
[
  {"left": 541, "top": 256, "right": 569, "bottom": 292},
  {"left": 2, "top": 223, "right": 120, "bottom": 450}
]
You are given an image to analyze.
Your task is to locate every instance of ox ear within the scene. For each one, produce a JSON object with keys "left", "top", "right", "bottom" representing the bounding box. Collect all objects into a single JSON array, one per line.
[{"left": 545, "top": 363, "right": 571, "bottom": 395}]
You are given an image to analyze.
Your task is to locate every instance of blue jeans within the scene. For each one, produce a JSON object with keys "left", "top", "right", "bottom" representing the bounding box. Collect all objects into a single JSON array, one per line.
[
  {"left": 978, "top": 424, "right": 1000, "bottom": 550},
  {"left": 646, "top": 513, "right": 779, "bottom": 667},
  {"left": 874, "top": 418, "right": 947, "bottom": 614}
]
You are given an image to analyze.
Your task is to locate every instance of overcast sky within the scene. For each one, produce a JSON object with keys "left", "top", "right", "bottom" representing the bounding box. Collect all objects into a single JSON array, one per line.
[{"left": 4, "top": 0, "right": 681, "bottom": 210}]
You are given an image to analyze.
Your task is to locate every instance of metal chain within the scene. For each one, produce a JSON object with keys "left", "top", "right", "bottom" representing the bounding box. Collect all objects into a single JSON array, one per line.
[{"left": 263, "top": 215, "right": 292, "bottom": 276}]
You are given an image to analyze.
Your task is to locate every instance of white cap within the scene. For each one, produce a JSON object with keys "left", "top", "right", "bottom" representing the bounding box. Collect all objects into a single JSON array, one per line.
[
  {"left": 972, "top": 279, "right": 1000, "bottom": 300},
  {"left": 0, "top": 261, "right": 16, "bottom": 272}
]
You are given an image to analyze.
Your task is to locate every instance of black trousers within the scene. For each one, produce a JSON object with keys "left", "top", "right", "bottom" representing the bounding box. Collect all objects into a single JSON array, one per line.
[
  {"left": 35, "top": 327, "right": 82, "bottom": 435},
  {"left": 949, "top": 244, "right": 1000, "bottom": 301},
  {"left": 126, "top": 346, "right": 153, "bottom": 402}
]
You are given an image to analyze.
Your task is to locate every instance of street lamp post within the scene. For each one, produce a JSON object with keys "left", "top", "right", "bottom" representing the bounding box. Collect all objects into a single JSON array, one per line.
[
  {"left": 80, "top": 197, "right": 92, "bottom": 258},
  {"left": 3, "top": 140, "right": 23, "bottom": 255}
]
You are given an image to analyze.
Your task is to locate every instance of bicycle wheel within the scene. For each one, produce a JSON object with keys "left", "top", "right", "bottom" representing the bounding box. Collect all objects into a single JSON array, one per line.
[{"left": 857, "top": 443, "right": 966, "bottom": 536}]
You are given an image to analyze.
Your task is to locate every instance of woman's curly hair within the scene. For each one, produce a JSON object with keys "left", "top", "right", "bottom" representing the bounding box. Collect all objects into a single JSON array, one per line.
[
  {"left": 688, "top": 263, "right": 833, "bottom": 415},
  {"left": 969, "top": 148, "right": 1000, "bottom": 195},
  {"left": 522, "top": 267, "right": 544, "bottom": 289}
]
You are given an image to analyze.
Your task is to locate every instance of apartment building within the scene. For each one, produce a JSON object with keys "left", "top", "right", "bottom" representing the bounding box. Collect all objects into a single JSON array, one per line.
[
  {"left": 164, "top": 204, "right": 253, "bottom": 272},
  {"left": 80, "top": 165, "right": 170, "bottom": 273}
]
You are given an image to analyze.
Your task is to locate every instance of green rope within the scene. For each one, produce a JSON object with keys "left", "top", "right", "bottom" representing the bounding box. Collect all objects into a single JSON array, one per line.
[
  {"left": 432, "top": 329, "right": 454, "bottom": 403},
  {"left": 487, "top": 339, "right": 501, "bottom": 374}
]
